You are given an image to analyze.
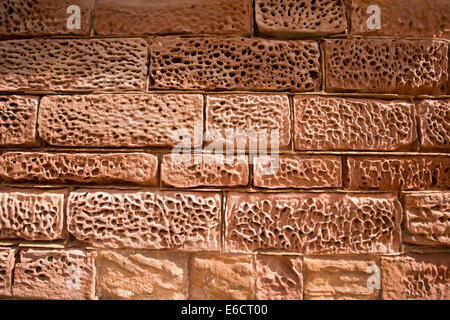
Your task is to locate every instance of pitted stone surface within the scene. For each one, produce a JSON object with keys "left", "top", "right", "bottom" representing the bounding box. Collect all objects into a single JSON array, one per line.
[
  {"left": 150, "top": 37, "right": 321, "bottom": 91},
  {"left": 13, "top": 249, "right": 96, "bottom": 300},
  {"left": 225, "top": 192, "right": 402, "bottom": 254},
  {"left": 206, "top": 94, "right": 290, "bottom": 150},
  {"left": 94, "top": 0, "right": 251, "bottom": 36},
  {"left": 349, "top": 0, "right": 450, "bottom": 39},
  {"left": 256, "top": 255, "right": 303, "bottom": 300},
  {"left": 304, "top": 256, "right": 380, "bottom": 300},
  {"left": 417, "top": 99, "right": 450, "bottom": 151},
  {"left": 0, "top": 95, "right": 38, "bottom": 146},
  {"left": 346, "top": 156, "right": 450, "bottom": 190},
  {"left": 38, "top": 94, "right": 202, "bottom": 148},
  {"left": 255, "top": 0, "right": 347, "bottom": 37},
  {"left": 190, "top": 254, "right": 254, "bottom": 300},
  {"left": 294, "top": 96, "right": 417, "bottom": 151},
  {"left": 162, "top": 154, "right": 248, "bottom": 188},
  {"left": 324, "top": 39, "right": 448, "bottom": 95},
  {"left": 0, "top": 248, "right": 16, "bottom": 297},
  {"left": 0, "top": 39, "right": 147, "bottom": 91},
  {"left": 253, "top": 155, "right": 341, "bottom": 189},
  {"left": 381, "top": 254, "right": 450, "bottom": 300},
  {"left": 97, "top": 250, "right": 188, "bottom": 300},
  {"left": 404, "top": 192, "right": 450, "bottom": 246},
  {"left": 0, "top": 152, "right": 158, "bottom": 185},
  {"left": 0, "top": 0, "right": 93, "bottom": 37},
  {"left": 0, "top": 189, "right": 65, "bottom": 241},
  {"left": 68, "top": 190, "right": 221, "bottom": 251}
]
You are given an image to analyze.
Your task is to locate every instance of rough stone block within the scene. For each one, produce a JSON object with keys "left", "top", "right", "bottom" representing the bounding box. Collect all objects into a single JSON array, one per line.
[
  {"left": 68, "top": 190, "right": 221, "bottom": 251},
  {"left": 0, "top": 248, "right": 16, "bottom": 297},
  {"left": 417, "top": 99, "right": 450, "bottom": 151}
]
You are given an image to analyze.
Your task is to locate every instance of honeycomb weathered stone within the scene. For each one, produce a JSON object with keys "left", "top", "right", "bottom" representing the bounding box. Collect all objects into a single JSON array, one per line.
[
  {"left": 38, "top": 94, "right": 203, "bottom": 148},
  {"left": 97, "top": 250, "right": 189, "bottom": 300},
  {"left": 13, "top": 249, "right": 96, "bottom": 300},
  {"left": 253, "top": 155, "right": 342, "bottom": 189},
  {"left": 0, "top": 39, "right": 148, "bottom": 91},
  {"left": 381, "top": 254, "right": 450, "bottom": 300},
  {"left": 349, "top": 0, "right": 450, "bottom": 39},
  {"left": 190, "top": 253, "right": 254, "bottom": 300},
  {"left": 150, "top": 37, "right": 321, "bottom": 91},
  {"left": 294, "top": 95, "right": 417, "bottom": 151},
  {"left": 0, "top": 189, "right": 65, "bottom": 241},
  {"left": 0, "top": 248, "right": 16, "bottom": 297},
  {"left": 256, "top": 255, "right": 303, "bottom": 300},
  {"left": 206, "top": 94, "right": 291, "bottom": 150},
  {"left": 417, "top": 99, "right": 450, "bottom": 151},
  {"left": 225, "top": 192, "right": 402, "bottom": 254},
  {"left": 0, "top": 95, "right": 38, "bottom": 146},
  {"left": 68, "top": 190, "right": 221, "bottom": 251},
  {"left": 304, "top": 256, "right": 380, "bottom": 300},
  {"left": 403, "top": 192, "right": 450, "bottom": 246},
  {"left": 94, "top": 0, "right": 252, "bottom": 36},
  {"left": 324, "top": 39, "right": 449, "bottom": 95},
  {"left": 346, "top": 156, "right": 450, "bottom": 190},
  {"left": 255, "top": 0, "right": 347, "bottom": 37},
  {"left": 0, "top": 0, "right": 94, "bottom": 37},
  {"left": 0, "top": 152, "right": 158, "bottom": 185},
  {"left": 161, "top": 154, "right": 248, "bottom": 188}
]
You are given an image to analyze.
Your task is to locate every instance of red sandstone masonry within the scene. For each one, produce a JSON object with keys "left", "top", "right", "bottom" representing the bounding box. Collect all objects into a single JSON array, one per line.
[
  {"left": 417, "top": 99, "right": 450, "bottom": 151},
  {"left": 0, "top": 39, "right": 148, "bottom": 92},
  {"left": 0, "top": 188, "right": 65, "bottom": 241},
  {"left": 0, "top": 152, "right": 158, "bottom": 186},
  {"left": 94, "top": 0, "right": 252, "bottom": 36},
  {"left": 0, "top": 248, "right": 16, "bottom": 297},
  {"left": 68, "top": 190, "right": 221, "bottom": 251},
  {"left": 0, "top": 95, "right": 39, "bottom": 147},
  {"left": 323, "top": 39, "right": 449, "bottom": 95},
  {"left": 294, "top": 96, "right": 417, "bottom": 151},
  {"left": 253, "top": 155, "right": 342, "bottom": 189},
  {"left": 255, "top": 0, "right": 347, "bottom": 37},
  {"left": 38, "top": 94, "right": 203, "bottom": 148},
  {"left": 225, "top": 192, "right": 402, "bottom": 254},
  {"left": 13, "top": 249, "right": 96, "bottom": 300},
  {"left": 0, "top": 0, "right": 94, "bottom": 37},
  {"left": 346, "top": 156, "right": 450, "bottom": 191},
  {"left": 349, "top": 0, "right": 450, "bottom": 39},
  {"left": 150, "top": 37, "right": 321, "bottom": 91}
]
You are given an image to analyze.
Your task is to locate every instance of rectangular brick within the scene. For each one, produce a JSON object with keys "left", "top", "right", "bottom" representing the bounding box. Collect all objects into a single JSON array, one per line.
[
  {"left": 381, "top": 254, "right": 450, "bottom": 300},
  {"left": 68, "top": 190, "right": 221, "bottom": 251},
  {"left": 294, "top": 95, "right": 417, "bottom": 151},
  {"left": 150, "top": 37, "right": 321, "bottom": 91},
  {"left": 253, "top": 155, "right": 342, "bottom": 189},
  {"left": 0, "top": 39, "right": 147, "bottom": 92},
  {"left": 417, "top": 99, "right": 450, "bottom": 151},
  {"left": 256, "top": 0, "right": 347, "bottom": 37},
  {"left": 0, "top": 152, "right": 158, "bottom": 186},
  {"left": 13, "top": 249, "right": 96, "bottom": 300},
  {"left": 94, "top": 0, "right": 252, "bottom": 36},
  {"left": 0, "top": 188, "right": 65, "bottom": 241},
  {"left": 346, "top": 156, "right": 450, "bottom": 191},
  {"left": 403, "top": 192, "right": 450, "bottom": 246},
  {"left": 0, "top": 0, "right": 94, "bottom": 37},
  {"left": 190, "top": 253, "right": 254, "bottom": 300},
  {"left": 97, "top": 250, "right": 189, "bottom": 300},
  {"left": 0, "top": 248, "right": 16, "bottom": 297},
  {"left": 256, "top": 255, "right": 303, "bottom": 300},
  {"left": 225, "top": 192, "right": 402, "bottom": 254},
  {"left": 323, "top": 39, "right": 448, "bottom": 95},
  {"left": 162, "top": 154, "right": 248, "bottom": 188},
  {"left": 349, "top": 0, "right": 450, "bottom": 39},
  {"left": 304, "top": 256, "right": 380, "bottom": 300},
  {"left": 206, "top": 94, "right": 291, "bottom": 150},
  {"left": 0, "top": 95, "right": 39, "bottom": 146},
  {"left": 38, "top": 94, "right": 203, "bottom": 148}
]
